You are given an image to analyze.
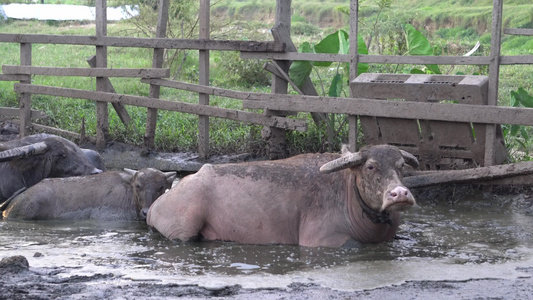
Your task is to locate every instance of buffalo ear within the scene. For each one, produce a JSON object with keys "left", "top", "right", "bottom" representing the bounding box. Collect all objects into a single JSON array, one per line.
[{"left": 400, "top": 150, "right": 419, "bottom": 169}]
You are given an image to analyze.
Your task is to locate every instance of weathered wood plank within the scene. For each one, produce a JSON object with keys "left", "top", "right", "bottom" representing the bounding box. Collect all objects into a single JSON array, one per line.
[
  {"left": 0, "top": 74, "right": 29, "bottom": 81},
  {"left": 241, "top": 52, "right": 493, "bottom": 65},
  {"left": 0, "top": 34, "right": 285, "bottom": 52},
  {"left": 241, "top": 93, "right": 533, "bottom": 126},
  {"left": 504, "top": 28, "right": 533, "bottom": 36},
  {"left": 500, "top": 56, "right": 533, "bottom": 65},
  {"left": 141, "top": 78, "right": 259, "bottom": 99},
  {"left": 145, "top": 0, "right": 170, "bottom": 149},
  {"left": 484, "top": 0, "right": 504, "bottom": 166},
  {"left": 18, "top": 43, "right": 31, "bottom": 137},
  {"left": 13, "top": 83, "right": 307, "bottom": 131},
  {"left": 0, "top": 107, "right": 46, "bottom": 119},
  {"left": 267, "top": 15, "right": 292, "bottom": 160},
  {"left": 404, "top": 161, "right": 533, "bottom": 188},
  {"left": 143, "top": 78, "right": 533, "bottom": 127},
  {"left": 33, "top": 123, "right": 96, "bottom": 143},
  {"left": 95, "top": 0, "right": 110, "bottom": 150},
  {"left": 2, "top": 65, "right": 170, "bottom": 78},
  {"left": 198, "top": 0, "right": 211, "bottom": 158},
  {"left": 347, "top": 0, "right": 360, "bottom": 151},
  {"left": 7, "top": 118, "right": 90, "bottom": 141}
]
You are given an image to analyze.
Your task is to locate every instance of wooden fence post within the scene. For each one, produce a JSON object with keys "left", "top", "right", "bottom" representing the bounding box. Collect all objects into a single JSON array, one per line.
[
  {"left": 198, "top": 0, "right": 210, "bottom": 159},
  {"left": 484, "top": 0, "right": 503, "bottom": 166},
  {"left": 348, "top": 0, "right": 359, "bottom": 152},
  {"left": 95, "top": 0, "right": 110, "bottom": 149},
  {"left": 18, "top": 43, "right": 32, "bottom": 137},
  {"left": 144, "top": 0, "right": 170, "bottom": 148},
  {"left": 265, "top": 0, "right": 291, "bottom": 159},
  {"left": 144, "top": 0, "right": 169, "bottom": 149}
]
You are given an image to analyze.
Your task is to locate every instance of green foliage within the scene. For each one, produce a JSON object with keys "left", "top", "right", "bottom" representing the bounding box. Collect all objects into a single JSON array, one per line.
[
  {"left": 403, "top": 24, "right": 441, "bottom": 74},
  {"left": 503, "top": 88, "right": 533, "bottom": 161},
  {"left": 288, "top": 29, "right": 368, "bottom": 151},
  {"left": 291, "top": 22, "right": 322, "bottom": 36},
  {"left": 211, "top": 51, "right": 271, "bottom": 88},
  {"left": 435, "top": 27, "right": 479, "bottom": 41}
]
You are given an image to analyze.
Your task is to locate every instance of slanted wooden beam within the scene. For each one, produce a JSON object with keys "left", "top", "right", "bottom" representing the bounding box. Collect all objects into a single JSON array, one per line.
[
  {"left": 87, "top": 55, "right": 133, "bottom": 128},
  {"left": 404, "top": 161, "right": 533, "bottom": 188}
]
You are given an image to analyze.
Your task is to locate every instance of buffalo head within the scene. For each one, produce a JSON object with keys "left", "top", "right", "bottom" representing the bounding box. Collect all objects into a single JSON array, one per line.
[
  {"left": 122, "top": 168, "right": 177, "bottom": 220},
  {"left": 0, "top": 134, "right": 102, "bottom": 176},
  {"left": 320, "top": 145, "right": 418, "bottom": 221}
]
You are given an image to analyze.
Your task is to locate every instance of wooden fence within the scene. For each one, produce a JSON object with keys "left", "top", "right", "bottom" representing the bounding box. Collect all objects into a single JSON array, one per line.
[{"left": 1, "top": 0, "right": 533, "bottom": 167}]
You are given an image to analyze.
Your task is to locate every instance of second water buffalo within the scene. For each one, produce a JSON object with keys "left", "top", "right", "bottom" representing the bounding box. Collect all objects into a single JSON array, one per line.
[
  {"left": 0, "top": 134, "right": 103, "bottom": 203},
  {"left": 2, "top": 168, "right": 176, "bottom": 221},
  {"left": 147, "top": 144, "right": 419, "bottom": 248}
]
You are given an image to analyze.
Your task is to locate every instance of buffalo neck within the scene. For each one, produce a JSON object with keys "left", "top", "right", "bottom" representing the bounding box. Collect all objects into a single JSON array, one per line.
[{"left": 343, "top": 172, "right": 399, "bottom": 243}]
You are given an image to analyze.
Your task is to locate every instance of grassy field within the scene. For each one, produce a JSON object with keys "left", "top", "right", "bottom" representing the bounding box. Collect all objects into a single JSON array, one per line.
[{"left": 0, "top": 0, "right": 532, "bottom": 158}]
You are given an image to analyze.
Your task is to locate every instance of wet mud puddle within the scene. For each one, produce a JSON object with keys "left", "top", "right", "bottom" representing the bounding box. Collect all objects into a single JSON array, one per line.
[{"left": 1, "top": 188, "right": 532, "bottom": 291}]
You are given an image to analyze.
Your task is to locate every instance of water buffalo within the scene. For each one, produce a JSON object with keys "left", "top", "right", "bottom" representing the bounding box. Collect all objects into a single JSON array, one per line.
[
  {"left": 2, "top": 168, "right": 177, "bottom": 221},
  {"left": 0, "top": 134, "right": 103, "bottom": 203},
  {"left": 147, "top": 144, "right": 419, "bottom": 248}
]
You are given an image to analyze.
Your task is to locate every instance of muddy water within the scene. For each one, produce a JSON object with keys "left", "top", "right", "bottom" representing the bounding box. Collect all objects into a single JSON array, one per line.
[{"left": 1, "top": 187, "right": 532, "bottom": 292}]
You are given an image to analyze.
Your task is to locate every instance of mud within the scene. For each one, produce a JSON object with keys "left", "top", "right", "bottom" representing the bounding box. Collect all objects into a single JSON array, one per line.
[
  {"left": 1, "top": 256, "right": 533, "bottom": 299},
  {"left": 1, "top": 186, "right": 533, "bottom": 299}
]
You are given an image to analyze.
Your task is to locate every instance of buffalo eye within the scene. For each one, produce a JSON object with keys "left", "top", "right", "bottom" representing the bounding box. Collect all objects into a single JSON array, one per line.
[{"left": 367, "top": 164, "right": 374, "bottom": 170}]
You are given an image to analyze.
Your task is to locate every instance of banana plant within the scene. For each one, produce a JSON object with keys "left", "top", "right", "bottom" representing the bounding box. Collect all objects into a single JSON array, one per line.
[
  {"left": 402, "top": 24, "right": 441, "bottom": 74},
  {"left": 288, "top": 30, "right": 368, "bottom": 151},
  {"left": 503, "top": 88, "right": 533, "bottom": 160}
]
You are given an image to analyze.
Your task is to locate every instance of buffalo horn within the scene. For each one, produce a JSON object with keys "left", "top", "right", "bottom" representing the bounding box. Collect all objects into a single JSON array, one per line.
[
  {"left": 123, "top": 168, "right": 138, "bottom": 175},
  {"left": 319, "top": 152, "right": 364, "bottom": 174},
  {"left": 0, "top": 141, "right": 49, "bottom": 163},
  {"left": 400, "top": 150, "right": 419, "bottom": 169}
]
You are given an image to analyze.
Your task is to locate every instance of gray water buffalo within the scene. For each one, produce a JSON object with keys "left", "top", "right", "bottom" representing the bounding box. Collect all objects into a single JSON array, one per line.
[
  {"left": 2, "top": 168, "right": 177, "bottom": 221},
  {"left": 147, "top": 144, "right": 419, "bottom": 248},
  {"left": 0, "top": 134, "right": 103, "bottom": 203}
]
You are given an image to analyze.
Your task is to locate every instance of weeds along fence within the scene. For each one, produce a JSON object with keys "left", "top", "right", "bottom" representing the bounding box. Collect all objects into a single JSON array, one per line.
[{"left": 1, "top": 0, "right": 533, "bottom": 167}]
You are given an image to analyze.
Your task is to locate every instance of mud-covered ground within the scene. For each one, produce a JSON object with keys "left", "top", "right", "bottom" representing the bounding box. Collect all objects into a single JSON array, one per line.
[{"left": 1, "top": 255, "right": 533, "bottom": 300}]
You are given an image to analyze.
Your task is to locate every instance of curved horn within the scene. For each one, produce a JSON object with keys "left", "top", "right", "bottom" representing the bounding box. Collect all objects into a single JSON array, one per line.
[
  {"left": 319, "top": 152, "right": 365, "bottom": 174},
  {"left": 123, "top": 168, "right": 138, "bottom": 176},
  {"left": 164, "top": 171, "right": 177, "bottom": 180},
  {"left": 0, "top": 142, "right": 48, "bottom": 163},
  {"left": 400, "top": 150, "right": 419, "bottom": 169}
]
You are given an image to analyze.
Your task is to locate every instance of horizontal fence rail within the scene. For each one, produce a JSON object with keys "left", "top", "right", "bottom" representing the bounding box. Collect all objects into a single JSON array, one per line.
[
  {"left": 2, "top": 65, "right": 170, "bottom": 78},
  {"left": 0, "top": 34, "right": 285, "bottom": 52},
  {"left": 0, "top": 107, "right": 46, "bottom": 119},
  {"left": 242, "top": 93, "right": 533, "bottom": 127},
  {"left": 241, "top": 52, "right": 533, "bottom": 65},
  {"left": 120, "top": 79, "right": 533, "bottom": 127},
  {"left": 13, "top": 83, "right": 308, "bottom": 132}
]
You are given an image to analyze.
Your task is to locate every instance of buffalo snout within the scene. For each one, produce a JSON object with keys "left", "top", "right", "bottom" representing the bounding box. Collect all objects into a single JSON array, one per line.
[
  {"left": 383, "top": 185, "right": 415, "bottom": 212},
  {"left": 139, "top": 208, "right": 149, "bottom": 220}
]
